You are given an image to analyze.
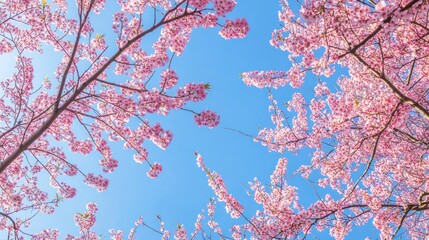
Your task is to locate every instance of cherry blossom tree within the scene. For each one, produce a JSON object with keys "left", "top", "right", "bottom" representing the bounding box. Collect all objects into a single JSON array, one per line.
[
  {"left": 196, "top": 0, "right": 429, "bottom": 239},
  {"left": 0, "top": 0, "right": 248, "bottom": 238},
  {"left": 3, "top": 0, "right": 429, "bottom": 239}
]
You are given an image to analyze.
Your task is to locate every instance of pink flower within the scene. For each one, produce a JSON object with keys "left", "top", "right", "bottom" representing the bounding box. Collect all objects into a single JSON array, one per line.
[
  {"left": 58, "top": 183, "right": 77, "bottom": 199},
  {"left": 0, "top": 39, "right": 13, "bottom": 54},
  {"left": 146, "top": 162, "right": 162, "bottom": 178},
  {"left": 189, "top": 0, "right": 210, "bottom": 9},
  {"left": 160, "top": 69, "right": 178, "bottom": 90},
  {"left": 109, "top": 229, "right": 123, "bottom": 240},
  {"left": 219, "top": 18, "right": 249, "bottom": 40},
  {"left": 174, "top": 225, "right": 187, "bottom": 240},
  {"left": 194, "top": 110, "right": 220, "bottom": 128},
  {"left": 84, "top": 173, "right": 109, "bottom": 192},
  {"left": 213, "top": 0, "right": 236, "bottom": 16},
  {"left": 74, "top": 202, "right": 98, "bottom": 233}
]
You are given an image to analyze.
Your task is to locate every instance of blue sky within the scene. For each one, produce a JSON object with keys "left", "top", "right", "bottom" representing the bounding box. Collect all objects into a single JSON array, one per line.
[{"left": 2, "top": 1, "right": 383, "bottom": 239}]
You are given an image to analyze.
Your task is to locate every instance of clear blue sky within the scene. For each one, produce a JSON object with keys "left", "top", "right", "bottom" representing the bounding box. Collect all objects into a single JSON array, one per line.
[{"left": 6, "top": 1, "right": 379, "bottom": 239}]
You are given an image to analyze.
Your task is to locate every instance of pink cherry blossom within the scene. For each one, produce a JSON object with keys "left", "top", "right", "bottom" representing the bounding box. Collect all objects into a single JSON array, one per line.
[
  {"left": 0, "top": 0, "right": 249, "bottom": 236},
  {"left": 160, "top": 69, "right": 179, "bottom": 90},
  {"left": 174, "top": 225, "right": 187, "bottom": 240},
  {"left": 219, "top": 18, "right": 249, "bottom": 40},
  {"left": 84, "top": 173, "right": 109, "bottom": 192},
  {"left": 146, "top": 162, "right": 163, "bottom": 179},
  {"left": 194, "top": 110, "right": 220, "bottom": 128},
  {"left": 213, "top": 0, "right": 236, "bottom": 17}
]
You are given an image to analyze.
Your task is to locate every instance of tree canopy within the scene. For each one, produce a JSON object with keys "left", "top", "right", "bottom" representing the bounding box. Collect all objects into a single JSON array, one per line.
[{"left": 0, "top": 0, "right": 428, "bottom": 239}]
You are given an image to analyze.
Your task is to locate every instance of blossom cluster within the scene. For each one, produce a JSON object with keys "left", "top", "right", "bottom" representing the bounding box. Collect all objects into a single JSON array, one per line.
[
  {"left": 84, "top": 173, "right": 109, "bottom": 192},
  {"left": 146, "top": 162, "right": 163, "bottom": 179},
  {"left": 238, "top": 0, "right": 429, "bottom": 238},
  {"left": 219, "top": 18, "right": 249, "bottom": 40},
  {"left": 0, "top": 0, "right": 250, "bottom": 238},
  {"left": 74, "top": 202, "right": 98, "bottom": 234},
  {"left": 194, "top": 110, "right": 220, "bottom": 128},
  {"left": 196, "top": 153, "right": 244, "bottom": 219}
]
